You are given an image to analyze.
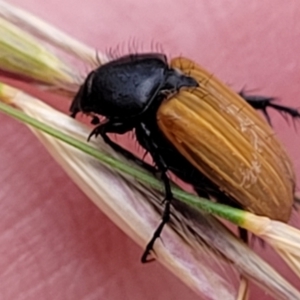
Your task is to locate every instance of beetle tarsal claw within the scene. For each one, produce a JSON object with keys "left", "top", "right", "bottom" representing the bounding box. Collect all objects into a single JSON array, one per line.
[
  {"left": 141, "top": 237, "right": 158, "bottom": 263},
  {"left": 87, "top": 126, "right": 100, "bottom": 141},
  {"left": 141, "top": 248, "right": 156, "bottom": 263}
]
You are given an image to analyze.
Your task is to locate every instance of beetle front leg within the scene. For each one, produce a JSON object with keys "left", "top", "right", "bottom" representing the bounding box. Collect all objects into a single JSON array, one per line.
[
  {"left": 239, "top": 91, "right": 300, "bottom": 126},
  {"left": 138, "top": 123, "right": 173, "bottom": 263},
  {"left": 88, "top": 120, "right": 157, "bottom": 174}
]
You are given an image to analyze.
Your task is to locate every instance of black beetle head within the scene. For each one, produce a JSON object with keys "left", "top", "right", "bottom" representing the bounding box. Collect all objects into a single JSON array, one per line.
[{"left": 70, "top": 71, "right": 95, "bottom": 118}]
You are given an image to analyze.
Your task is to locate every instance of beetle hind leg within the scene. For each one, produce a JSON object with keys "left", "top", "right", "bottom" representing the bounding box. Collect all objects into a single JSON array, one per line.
[
  {"left": 137, "top": 123, "right": 174, "bottom": 263},
  {"left": 239, "top": 91, "right": 300, "bottom": 126},
  {"left": 141, "top": 170, "right": 172, "bottom": 263},
  {"left": 141, "top": 193, "right": 172, "bottom": 262}
]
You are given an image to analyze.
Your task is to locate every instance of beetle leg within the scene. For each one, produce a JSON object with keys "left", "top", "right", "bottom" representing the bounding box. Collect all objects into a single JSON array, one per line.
[
  {"left": 239, "top": 91, "right": 300, "bottom": 125},
  {"left": 88, "top": 120, "right": 157, "bottom": 174},
  {"left": 137, "top": 123, "right": 173, "bottom": 263}
]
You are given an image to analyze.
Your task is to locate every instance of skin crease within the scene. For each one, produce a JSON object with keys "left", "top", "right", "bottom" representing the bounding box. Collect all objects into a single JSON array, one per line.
[{"left": 0, "top": 0, "right": 300, "bottom": 299}]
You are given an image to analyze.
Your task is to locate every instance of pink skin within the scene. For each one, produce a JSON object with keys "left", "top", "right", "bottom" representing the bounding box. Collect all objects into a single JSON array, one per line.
[{"left": 1, "top": 1, "right": 300, "bottom": 299}]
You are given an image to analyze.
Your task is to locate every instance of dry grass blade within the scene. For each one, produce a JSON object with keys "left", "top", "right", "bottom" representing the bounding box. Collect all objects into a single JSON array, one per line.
[
  {"left": 0, "top": 84, "right": 237, "bottom": 300},
  {"left": 0, "top": 0, "right": 105, "bottom": 67},
  {"left": 242, "top": 212, "right": 300, "bottom": 280},
  {"left": 0, "top": 17, "right": 79, "bottom": 91},
  {"left": 237, "top": 277, "right": 249, "bottom": 300},
  {"left": 276, "top": 249, "right": 300, "bottom": 278},
  {"left": 1, "top": 84, "right": 300, "bottom": 299}
]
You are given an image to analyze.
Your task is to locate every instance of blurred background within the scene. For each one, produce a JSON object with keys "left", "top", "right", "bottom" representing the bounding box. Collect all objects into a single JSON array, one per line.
[{"left": 0, "top": 1, "right": 299, "bottom": 299}]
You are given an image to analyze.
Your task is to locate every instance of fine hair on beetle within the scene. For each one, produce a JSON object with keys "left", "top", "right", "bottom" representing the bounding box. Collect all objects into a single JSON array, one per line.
[
  {"left": 70, "top": 51, "right": 299, "bottom": 263},
  {"left": 105, "top": 40, "right": 165, "bottom": 62}
]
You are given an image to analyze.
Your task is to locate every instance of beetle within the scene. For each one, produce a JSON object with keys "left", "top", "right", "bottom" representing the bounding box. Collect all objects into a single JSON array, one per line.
[{"left": 70, "top": 53, "right": 298, "bottom": 262}]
